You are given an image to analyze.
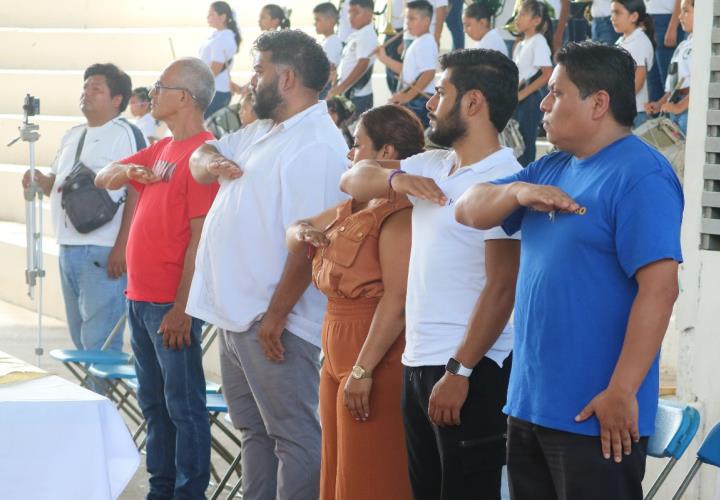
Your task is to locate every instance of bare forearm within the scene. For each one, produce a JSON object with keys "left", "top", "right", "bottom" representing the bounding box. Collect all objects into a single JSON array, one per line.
[
  {"left": 189, "top": 144, "right": 222, "bottom": 184},
  {"left": 355, "top": 294, "right": 406, "bottom": 373},
  {"left": 265, "top": 251, "right": 313, "bottom": 321},
  {"left": 175, "top": 239, "right": 202, "bottom": 312},
  {"left": 336, "top": 59, "right": 370, "bottom": 94},
  {"left": 454, "top": 283, "right": 516, "bottom": 368},
  {"left": 382, "top": 57, "right": 403, "bottom": 76},
  {"left": 339, "top": 160, "right": 395, "bottom": 202},
  {"left": 96, "top": 162, "right": 131, "bottom": 190},
  {"left": 455, "top": 182, "right": 522, "bottom": 230},
  {"left": 608, "top": 285, "right": 678, "bottom": 395},
  {"left": 403, "top": 70, "right": 434, "bottom": 98}
]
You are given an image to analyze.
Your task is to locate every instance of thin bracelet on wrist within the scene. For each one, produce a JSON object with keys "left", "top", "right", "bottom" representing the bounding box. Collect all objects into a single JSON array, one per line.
[{"left": 388, "top": 168, "right": 406, "bottom": 190}]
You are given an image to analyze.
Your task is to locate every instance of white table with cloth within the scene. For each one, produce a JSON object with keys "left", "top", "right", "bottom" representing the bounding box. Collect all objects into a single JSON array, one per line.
[{"left": 0, "top": 350, "right": 139, "bottom": 500}]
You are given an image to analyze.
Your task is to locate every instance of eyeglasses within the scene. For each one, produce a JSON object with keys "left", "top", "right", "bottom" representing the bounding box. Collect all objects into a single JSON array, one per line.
[{"left": 151, "top": 81, "right": 197, "bottom": 101}]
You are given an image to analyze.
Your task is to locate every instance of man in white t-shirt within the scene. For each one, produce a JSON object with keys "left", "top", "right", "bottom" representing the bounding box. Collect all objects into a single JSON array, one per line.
[
  {"left": 330, "top": 0, "right": 379, "bottom": 114},
  {"left": 378, "top": 0, "right": 437, "bottom": 127},
  {"left": 21, "top": 63, "right": 145, "bottom": 360},
  {"left": 187, "top": 30, "right": 348, "bottom": 500},
  {"left": 340, "top": 48, "right": 520, "bottom": 500}
]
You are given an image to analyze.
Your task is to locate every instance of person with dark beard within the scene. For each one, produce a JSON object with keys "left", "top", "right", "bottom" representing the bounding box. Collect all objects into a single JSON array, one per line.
[
  {"left": 339, "top": 48, "right": 521, "bottom": 500},
  {"left": 186, "top": 30, "right": 348, "bottom": 500}
]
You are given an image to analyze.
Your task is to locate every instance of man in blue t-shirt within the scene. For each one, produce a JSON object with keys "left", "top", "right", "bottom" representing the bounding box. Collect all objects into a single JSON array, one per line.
[{"left": 454, "top": 42, "right": 684, "bottom": 499}]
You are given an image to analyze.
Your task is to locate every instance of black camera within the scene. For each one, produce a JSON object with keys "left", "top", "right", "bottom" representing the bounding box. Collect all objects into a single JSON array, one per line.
[{"left": 23, "top": 94, "right": 40, "bottom": 118}]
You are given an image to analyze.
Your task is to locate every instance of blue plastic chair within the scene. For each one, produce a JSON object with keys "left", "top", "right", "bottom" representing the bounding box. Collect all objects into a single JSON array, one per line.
[
  {"left": 49, "top": 314, "right": 128, "bottom": 390},
  {"left": 644, "top": 399, "right": 701, "bottom": 499},
  {"left": 670, "top": 421, "right": 720, "bottom": 499}
]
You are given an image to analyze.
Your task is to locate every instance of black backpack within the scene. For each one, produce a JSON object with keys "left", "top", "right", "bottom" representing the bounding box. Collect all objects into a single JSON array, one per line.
[{"left": 60, "top": 129, "right": 126, "bottom": 234}]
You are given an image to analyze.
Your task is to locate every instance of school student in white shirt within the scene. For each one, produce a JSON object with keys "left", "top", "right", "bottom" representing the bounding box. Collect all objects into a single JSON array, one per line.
[
  {"left": 187, "top": 30, "right": 348, "bottom": 500},
  {"left": 330, "top": 0, "right": 379, "bottom": 115},
  {"left": 462, "top": 2, "right": 509, "bottom": 57},
  {"left": 645, "top": 0, "right": 693, "bottom": 134},
  {"left": 340, "top": 48, "right": 521, "bottom": 500},
  {"left": 199, "top": 1, "right": 241, "bottom": 118},
  {"left": 314, "top": 2, "right": 343, "bottom": 98},
  {"left": 611, "top": 0, "right": 655, "bottom": 128},
  {"left": 377, "top": 1, "right": 438, "bottom": 127},
  {"left": 129, "top": 87, "right": 158, "bottom": 145},
  {"left": 512, "top": 0, "right": 553, "bottom": 166}
]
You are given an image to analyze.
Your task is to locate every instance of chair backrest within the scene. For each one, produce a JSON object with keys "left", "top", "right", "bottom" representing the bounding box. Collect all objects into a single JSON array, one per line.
[
  {"left": 697, "top": 422, "right": 720, "bottom": 468},
  {"left": 648, "top": 399, "right": 701, "bottom": 460}
]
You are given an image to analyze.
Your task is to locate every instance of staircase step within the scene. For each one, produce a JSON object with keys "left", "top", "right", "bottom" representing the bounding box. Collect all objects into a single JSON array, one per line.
[{"left": 0, "top": 0, "right": 317, "bottom": 29}]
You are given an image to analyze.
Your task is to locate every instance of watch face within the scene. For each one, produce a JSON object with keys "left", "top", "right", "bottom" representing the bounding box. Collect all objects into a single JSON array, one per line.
[
  {"left": 352, "top": 366, "right": 365, "bottom": 379},
  {"left": 446, "top": 358, "right": 460, "bottom": 374}
]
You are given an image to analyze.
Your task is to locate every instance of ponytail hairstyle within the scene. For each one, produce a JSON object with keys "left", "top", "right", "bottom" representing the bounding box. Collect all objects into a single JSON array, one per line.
[
  {"left": 465, "top": 0, "right": 504, "bottom": 23},
  {"left": 520, "top": 0, "right": 554, "bottom": 51},
  {"left": 211, "top": 1, "right": 242, "bottom": 51},
  {"left": 263, "top": 4, "right": 292, "bottom": 30},
  {"left": 614, "top": 0, "right": 656, "bottom": 49}
]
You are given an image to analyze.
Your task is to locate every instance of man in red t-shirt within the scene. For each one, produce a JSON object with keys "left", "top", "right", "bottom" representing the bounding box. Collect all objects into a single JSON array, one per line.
[{"left": 96, "top": 57, "right": 218, "bottom": 499}]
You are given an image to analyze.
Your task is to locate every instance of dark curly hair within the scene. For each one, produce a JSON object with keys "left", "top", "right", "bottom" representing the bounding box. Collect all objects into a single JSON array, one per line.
[
  {"left": 253, "top": 29, "right": 330, "bottom": 92},
  {"left": 439, "top": 48, "right": 519, "bottom": 133},
  {"left": 83, "top": 63, "right": 132, "bottom": 112},
  {"left": 360, "top": 105, "right": 425, "bottom": 160}
]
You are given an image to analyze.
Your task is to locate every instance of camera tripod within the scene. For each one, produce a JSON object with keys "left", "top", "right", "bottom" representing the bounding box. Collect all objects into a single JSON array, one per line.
[{"left": 8, "top": 100, "right": 45, "bottom": 366}]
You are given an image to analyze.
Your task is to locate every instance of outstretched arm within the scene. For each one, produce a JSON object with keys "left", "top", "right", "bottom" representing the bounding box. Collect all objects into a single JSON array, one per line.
[
  {"left": 455, "top": 181, "right": 581, "bottom": 230},
  {"left": 340, "top": 160, "right": 447, "bottom": 205}
]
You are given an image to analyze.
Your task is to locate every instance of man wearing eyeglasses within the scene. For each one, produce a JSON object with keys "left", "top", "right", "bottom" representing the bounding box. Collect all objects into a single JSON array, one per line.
[{"left": 96, "top": 57, "right": 219, "bottom": 500}]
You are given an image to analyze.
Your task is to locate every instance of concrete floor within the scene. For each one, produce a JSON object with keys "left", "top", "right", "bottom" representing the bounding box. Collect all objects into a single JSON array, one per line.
[{"left": 0, "top": 299, "right": 240, "bottom": 500}]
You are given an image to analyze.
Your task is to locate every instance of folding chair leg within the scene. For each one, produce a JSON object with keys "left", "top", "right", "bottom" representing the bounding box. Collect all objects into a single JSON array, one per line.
[
  {"left": 225, "top": 476, "right": 242, "bottom": 499},
  {"left": 672, "top": 459, "right": 702, "bottom": 500},
  {"left": 645, "top": 457, "right": 677, "bottom": 500},
  {"left": 209, "top": 453, "right": 242, "bottom": 500}
]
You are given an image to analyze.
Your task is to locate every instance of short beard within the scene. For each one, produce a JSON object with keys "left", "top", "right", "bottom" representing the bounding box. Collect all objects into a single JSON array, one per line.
[
  {"left": 252, "top": 77, "right": 282, "bottom": 120},
  {"left": 427, "top": 98, "right": 468, "bottom": 149}
]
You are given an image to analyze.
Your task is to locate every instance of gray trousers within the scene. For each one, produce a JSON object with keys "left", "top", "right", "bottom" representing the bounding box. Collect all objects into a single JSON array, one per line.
[{"left": 219, "top": 323, "right": 321, "bottom": 500}]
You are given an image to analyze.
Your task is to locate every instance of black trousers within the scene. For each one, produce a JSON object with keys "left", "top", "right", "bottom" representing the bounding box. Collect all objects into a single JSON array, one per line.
[
  {"left": 507, "top": 416, "right": 649, "bottom": 500},
  {"left": 402, "top": 356, "right": 512, "bottom": 500}
]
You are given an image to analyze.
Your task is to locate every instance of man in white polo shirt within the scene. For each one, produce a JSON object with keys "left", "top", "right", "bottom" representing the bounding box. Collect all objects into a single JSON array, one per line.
[
  {"left": 340, "top": 48, "right": 520, "bottom": 500},
  {"left": 187, "top": 30, "right": 348, "bottom": 500}
]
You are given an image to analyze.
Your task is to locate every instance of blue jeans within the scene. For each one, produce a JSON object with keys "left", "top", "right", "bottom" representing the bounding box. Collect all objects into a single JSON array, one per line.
[
  {"left": 350, "top": 93, "right": 373, "bottom": 115},
  {"left": 406, "top": 96, "right": 430, "bottom": 128},
  {"left": 445, "top": 0, "right": 465, "bottom": 50},
  {"left": 592, "top": 16, "right": 617, "bottom": 45},
  {"left": 129, "top": 300, "right": 210, "bottom": 500},
  {"left": 204, "top": 91, "right": 231, "bottom": 119},
  {"left": 514, "top": 89, "right": 544, "bottom": 166},
  {"left": 59, "top": 245, "right": 126, "bottom": 352},
  {"left": 647, "top": 14, "right": 686, "bottom": 103}
]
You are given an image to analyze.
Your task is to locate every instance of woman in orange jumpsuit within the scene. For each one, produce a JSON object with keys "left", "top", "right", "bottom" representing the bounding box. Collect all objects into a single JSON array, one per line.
[{"left": 286, "top": 105, "right": 425, "bottom": 500}]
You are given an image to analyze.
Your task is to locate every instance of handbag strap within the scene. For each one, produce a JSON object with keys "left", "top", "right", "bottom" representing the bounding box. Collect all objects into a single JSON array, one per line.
[{"left": 67, "top": 128, "right": 88, "bottom": 176}]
